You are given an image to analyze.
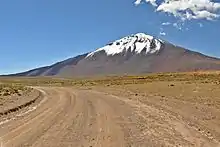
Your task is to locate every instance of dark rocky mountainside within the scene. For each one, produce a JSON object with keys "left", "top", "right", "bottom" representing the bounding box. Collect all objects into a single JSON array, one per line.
[{"left": 7, "top": 33, "right": 220, "bottom": 77}]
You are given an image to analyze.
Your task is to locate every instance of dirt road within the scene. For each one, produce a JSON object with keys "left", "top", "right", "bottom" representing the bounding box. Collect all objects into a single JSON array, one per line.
[{"left": 0, "top": 87, "right": 219, "bottom": 147}]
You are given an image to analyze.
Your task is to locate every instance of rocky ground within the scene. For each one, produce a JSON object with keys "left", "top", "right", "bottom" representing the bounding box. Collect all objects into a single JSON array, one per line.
[{"left": 0, "top": 73, "right": 220, "bottom": 147}]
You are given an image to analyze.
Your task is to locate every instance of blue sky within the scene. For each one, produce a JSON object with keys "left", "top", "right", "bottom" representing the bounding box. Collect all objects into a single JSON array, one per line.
[{"left": 0, "top": 0, "right": 220, "bottom": 74}]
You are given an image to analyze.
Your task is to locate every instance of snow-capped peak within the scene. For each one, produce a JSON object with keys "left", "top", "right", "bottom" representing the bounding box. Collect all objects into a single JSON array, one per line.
[{"left": 86, "top": 33, "right": 163, "bottom": 58}]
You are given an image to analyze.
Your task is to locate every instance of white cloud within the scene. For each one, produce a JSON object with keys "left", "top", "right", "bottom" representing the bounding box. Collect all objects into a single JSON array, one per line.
[
  {"left": 162, "top": 22, "right": 171, "bottom": 25},
  {"left": 173, "top": 22, "right": 183, "bottom": 30},
  {"left": 135, "top": 0, "right": 220, "bottom": 21},
  {"left": 193, "top": 10, "right": 219, "bottom": 20},
  {"left": 134, "top": 0, "right": 142, "bottom": 5},
  {"left": 146, "top": 0, "right": 157, "bottom": 6},
  {"left": 159, "top": 32, "right": 166, "bottom": 36},
  {"left": 159, "top": 27, "right": 166, "bottom": 36},
  {"left": 135, "top": 0, "right": 157, "bottom": 6},
  {"left": 134, "top": 0, "right": 157, "bottom": 6},
  {"left": 198, "top": 23, "right": 203, "bottom": 27}
]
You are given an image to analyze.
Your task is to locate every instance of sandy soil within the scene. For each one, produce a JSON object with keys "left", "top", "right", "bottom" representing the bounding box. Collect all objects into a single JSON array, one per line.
[
  {"left": 0, "top": 89, "right": 39, "bottom": 113},
  {"left": 0, "top": 86, "right": 220, "bottom": 147}
]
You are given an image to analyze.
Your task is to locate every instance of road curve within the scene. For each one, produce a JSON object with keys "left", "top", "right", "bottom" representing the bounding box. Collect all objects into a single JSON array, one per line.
[{"left": 0, "top": 87, "right": 219, "bottom": 147}]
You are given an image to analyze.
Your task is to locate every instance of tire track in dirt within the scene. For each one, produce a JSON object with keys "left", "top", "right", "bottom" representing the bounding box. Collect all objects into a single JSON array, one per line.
[
  {"left": 89, "top": 90, "right": 220, "bottom": 147},
  {"left": 0, "top": 88, "right": 47, "bottom": 128},
  {"left": 0, "top": 89, "right": 43, "bottom": 118},
  {"left": 1, "top": 87, "right": 219, "bottom": 147},
  {"left": 1, "top": 88, "right": 65, "bottom": 146}
]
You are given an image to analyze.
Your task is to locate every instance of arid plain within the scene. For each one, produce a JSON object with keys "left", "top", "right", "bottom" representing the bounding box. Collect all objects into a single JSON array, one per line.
[{"left": 0, "top": 72, "right": 220, "bottom": 147}]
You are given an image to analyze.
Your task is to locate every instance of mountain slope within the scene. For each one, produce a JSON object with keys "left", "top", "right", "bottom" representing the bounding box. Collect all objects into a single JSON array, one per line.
[
  {"left": 7, "top": 54, "right": 87, "bottom": 77},
  {"left": 6, "top": 33, "right": 220, "bottom": 77}
]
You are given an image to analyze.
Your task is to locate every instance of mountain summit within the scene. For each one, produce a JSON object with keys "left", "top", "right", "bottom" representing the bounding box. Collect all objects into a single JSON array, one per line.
[
  {"left": 86, "top": 33, "right": 163, "bottom": 57},
  {"left": 7, "top": 33, "right": 220, "bottom": 77}
]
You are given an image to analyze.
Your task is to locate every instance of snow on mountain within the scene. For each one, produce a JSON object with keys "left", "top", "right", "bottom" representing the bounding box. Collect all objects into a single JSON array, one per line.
[
  {"left": 7, "top": 32, "right": 220, "bottom": 77},
  {"left": 86, "top": 33, "right": 163, "bottom": 57}
]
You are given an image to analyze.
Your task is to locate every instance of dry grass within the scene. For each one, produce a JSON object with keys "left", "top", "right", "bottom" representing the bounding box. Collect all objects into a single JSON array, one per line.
[
  {"left": 1, "top": 71, "right": 220, "bottom": 145},
  {"left": 85, "top": 71, "right": 220, "bottom": 142},
  {"left": 0, "top": 84, "right": 31, "bottom": 97},
  {"left": 1, "top": 71, "right": 220, "bottom": 87}
]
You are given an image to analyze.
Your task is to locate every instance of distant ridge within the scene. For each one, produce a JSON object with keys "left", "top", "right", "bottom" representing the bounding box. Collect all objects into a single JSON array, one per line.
[{"left": 5, "top": 33, "right": 220, "bottom": 77}]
